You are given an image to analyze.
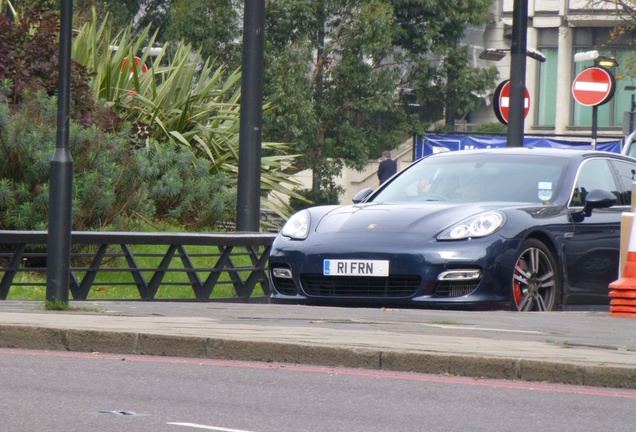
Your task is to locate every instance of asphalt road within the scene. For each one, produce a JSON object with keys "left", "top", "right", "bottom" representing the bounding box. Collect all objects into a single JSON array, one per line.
[{"left": 2, "top": 348, "right": 636, "bottom": 432}]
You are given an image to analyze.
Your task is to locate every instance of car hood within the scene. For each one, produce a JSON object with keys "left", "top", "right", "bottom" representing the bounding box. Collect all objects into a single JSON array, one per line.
[{"left": 314, "top": 202, "right": 508, "bottom": 234}]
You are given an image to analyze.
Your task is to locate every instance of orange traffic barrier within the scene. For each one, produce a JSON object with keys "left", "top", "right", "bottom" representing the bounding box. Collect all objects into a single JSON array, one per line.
[
  {"left": 610, "top": 298, "right": 636, "bottom": 305},
  {"left": 609, "top": 289, "right": 636, "bottom": 298},
  {"left": 610, "top": 305, "right": 636, "bottom": 314},
  {"left": 609, "top": 214, "right": 636, "bottom": 317}
]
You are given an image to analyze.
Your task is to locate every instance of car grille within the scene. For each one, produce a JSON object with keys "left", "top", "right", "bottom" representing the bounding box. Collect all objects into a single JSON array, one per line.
[
  {"left": 271, "top": 277, "right": 298, "bottom": 296},
  {"left": 435, "top": 280, "right": 479, "bottom": 297},
  {"left": 301, "top": 275, "right": 421, "bottom": 298}
]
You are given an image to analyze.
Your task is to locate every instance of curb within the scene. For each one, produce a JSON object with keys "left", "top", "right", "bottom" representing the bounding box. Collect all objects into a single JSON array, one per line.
[{"left": 2, "top": 324, "right": 635, "bottom": 389}]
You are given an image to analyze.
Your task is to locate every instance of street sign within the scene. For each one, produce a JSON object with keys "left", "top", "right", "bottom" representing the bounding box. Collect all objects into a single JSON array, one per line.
[
  {"left": 493, "top": 80, "right": 530, "bottom": 125},
  {"left": 121, "top": 56, "right": 148, "bottom": 96},
  {"left": 121, "top": 56, "right": 148, "bottom": 74},
  {"left": 572, "top": 66, "right": 616, "bottom": 107}
]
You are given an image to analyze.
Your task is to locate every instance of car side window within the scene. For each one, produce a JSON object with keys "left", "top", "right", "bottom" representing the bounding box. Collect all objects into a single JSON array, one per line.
[
  {"left": 610, "top": 159, "right": 636, "bottom": 206},
  {"left": 569, "top": 159, "right": 619, "bottom": 206}
]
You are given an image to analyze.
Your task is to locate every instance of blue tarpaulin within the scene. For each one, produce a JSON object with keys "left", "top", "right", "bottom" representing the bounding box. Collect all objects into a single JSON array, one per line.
[{"left": 416, "top": 135, "right": 622, "bottom": 159}]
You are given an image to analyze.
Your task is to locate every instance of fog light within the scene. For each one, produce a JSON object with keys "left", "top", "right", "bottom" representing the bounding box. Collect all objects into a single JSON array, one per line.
[
  {"left": 437, "top": 270, "right": 481, "bottom": 281},
  {"left": 272, "top": 268, "right": 293, "bottom": 279}
]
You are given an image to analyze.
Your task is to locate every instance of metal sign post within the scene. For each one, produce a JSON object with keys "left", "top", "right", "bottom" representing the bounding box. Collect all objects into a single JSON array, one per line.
[
  {"left": 572, "top": 66, "right": 616, "bottom": 150},
  {"left": 506, "top": 0, "right": 528, "bottom": 148}
]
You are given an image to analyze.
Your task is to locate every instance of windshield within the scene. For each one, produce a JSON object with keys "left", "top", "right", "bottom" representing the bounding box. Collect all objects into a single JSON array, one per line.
[{"left": 372, "top": 152, "right": 565, "bottom": 204}]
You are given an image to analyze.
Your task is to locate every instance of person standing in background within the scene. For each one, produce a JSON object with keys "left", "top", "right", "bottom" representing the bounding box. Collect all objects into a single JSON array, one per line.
[{"left": 377, "top": 150, "right": 397, "bottom": 184}]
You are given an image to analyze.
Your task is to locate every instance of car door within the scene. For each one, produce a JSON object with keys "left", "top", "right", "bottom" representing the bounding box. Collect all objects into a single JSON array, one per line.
[{"left": 563, "top": 157, "right": 625, "bottom": 306}]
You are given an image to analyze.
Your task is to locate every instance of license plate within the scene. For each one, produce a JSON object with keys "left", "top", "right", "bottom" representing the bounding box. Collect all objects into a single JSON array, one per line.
[{"left": 323, "top": 259, "right": 389, "bottom": 277}]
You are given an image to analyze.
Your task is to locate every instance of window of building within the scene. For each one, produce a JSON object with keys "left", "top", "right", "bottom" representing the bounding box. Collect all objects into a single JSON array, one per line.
[
  {"left": 537, "top": 48, "right": 558, "bottom": 127},
  {"left": 536, "top": 27, "right": 636, "bottom": 129}
]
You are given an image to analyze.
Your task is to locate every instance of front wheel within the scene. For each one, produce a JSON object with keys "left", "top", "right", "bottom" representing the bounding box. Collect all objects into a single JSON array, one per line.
[{"left": 510, "top": 239, "right": 560, "bottom": 311}]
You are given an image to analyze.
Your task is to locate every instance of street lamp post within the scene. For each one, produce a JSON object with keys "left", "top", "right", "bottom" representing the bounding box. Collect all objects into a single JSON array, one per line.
[
  {"left": 236, "top": 0, "right": 265, "bottom": 232},
  {"left": 47, "top": 0, "right": 73, "bottom": 304}
]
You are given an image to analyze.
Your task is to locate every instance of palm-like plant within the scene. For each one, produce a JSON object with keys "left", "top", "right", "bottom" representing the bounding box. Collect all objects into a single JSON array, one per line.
[
  {"left": 72, "top": 12, "right": 305, "bottom": 225},
  {"left": 0, "top": 1, "right": 17, "bottom": 21}
]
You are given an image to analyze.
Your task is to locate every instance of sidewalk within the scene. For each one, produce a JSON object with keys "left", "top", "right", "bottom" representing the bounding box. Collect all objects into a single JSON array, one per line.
[{"left": 1, "top": 300, "right": 635, "bottom": 389}]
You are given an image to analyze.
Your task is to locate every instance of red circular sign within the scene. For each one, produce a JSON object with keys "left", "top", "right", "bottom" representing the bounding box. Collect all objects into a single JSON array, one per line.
[
  {"left": 493, "top": 80, "right": 530, "bottom": 125},
  {"left": 572, "top": 67, "right": 615, "bottom": 107},
  {"left": 121, "top": 56, "right": 148, "bottom": 74}
]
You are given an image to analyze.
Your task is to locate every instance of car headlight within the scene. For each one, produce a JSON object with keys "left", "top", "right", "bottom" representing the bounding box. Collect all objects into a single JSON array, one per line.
[
  {"left": 437, "top": 211, "right": 506, "bottom": 240},
  {"left": 281, "top": 210, "right": 310, "bottom": 240}
]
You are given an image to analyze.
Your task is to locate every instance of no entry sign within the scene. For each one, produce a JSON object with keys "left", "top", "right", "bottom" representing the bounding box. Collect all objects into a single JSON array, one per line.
[
  {"left": 572, "top": 66, "right": 616, "bottom": 107},
  {"left": 493, "top": 80, "right": 530, "bottom": 125},
  {"left": 122, "top": 56, "right": 148, "bottom": 74}
]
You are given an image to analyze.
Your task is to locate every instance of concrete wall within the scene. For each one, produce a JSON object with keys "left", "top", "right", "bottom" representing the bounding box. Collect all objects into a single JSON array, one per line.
[
  {"left": 337, "top": 139, "right": 415, "bottom": 204},
  {"left": 268, "top": 138, "right": 415, "bottom": 207}
]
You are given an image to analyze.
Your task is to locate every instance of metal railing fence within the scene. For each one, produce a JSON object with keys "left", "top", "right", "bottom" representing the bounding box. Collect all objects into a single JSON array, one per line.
[{"left": 0, "top": 231, "right": 277, "bottom": 301}]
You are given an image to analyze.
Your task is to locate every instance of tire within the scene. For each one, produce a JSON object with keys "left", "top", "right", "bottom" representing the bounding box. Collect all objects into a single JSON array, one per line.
[{"left": 510, "top": 239, "right": 560, "bottom": 311}]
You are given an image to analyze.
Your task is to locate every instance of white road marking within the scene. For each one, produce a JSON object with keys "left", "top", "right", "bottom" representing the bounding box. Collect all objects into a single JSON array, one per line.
[
  {"left": 167, "top": 423, "right": 257, "bottom": 432},
  {"left": 425, "top": 324, "right": 545, "bottom": 334}
]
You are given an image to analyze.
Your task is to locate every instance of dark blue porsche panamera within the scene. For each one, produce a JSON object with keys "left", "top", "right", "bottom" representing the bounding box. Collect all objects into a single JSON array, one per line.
[{"left": 269, "top": 147, "right": 636, "bottom": 311}]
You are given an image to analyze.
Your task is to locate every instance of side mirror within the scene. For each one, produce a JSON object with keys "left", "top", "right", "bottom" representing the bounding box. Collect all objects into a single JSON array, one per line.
[
  {"left": 352, "top": 188, "right": 374, "bottom": 204},
  {"left": 571, "top": 189, "right": 617, "bottom": 222},
  {"left": 582, "top": 189, "right": 617, "bottom": 216}
]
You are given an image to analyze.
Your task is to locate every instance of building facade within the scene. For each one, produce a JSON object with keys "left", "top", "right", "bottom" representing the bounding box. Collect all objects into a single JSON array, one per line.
[{"left": 472, "top": 0, "right": 634, "bottom": 139}]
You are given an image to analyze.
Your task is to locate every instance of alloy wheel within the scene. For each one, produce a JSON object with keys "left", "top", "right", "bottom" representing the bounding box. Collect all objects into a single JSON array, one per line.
[{"left": 512, "top": 241, "right": 558, "bottom": 311}]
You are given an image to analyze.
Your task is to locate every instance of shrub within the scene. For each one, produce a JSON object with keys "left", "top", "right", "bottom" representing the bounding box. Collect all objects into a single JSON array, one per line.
[
  {"left": 0, "top": 11, "right": 95, "bottom": 124},
  {"left": 289, "top": 187, "right": 341, "bottom": 212},
  {"left": 0, "top": 10, "right": 301, "bottom": 232},
  {"left": 72, "top": 13, "right": 304, "bottom": 224},
  {"left": 0, "top": 92, "right": 150, "bottom": 231},
  {"left": 137, "top": 144, "right": 232, "bottom": 229},
  {"left": 474, "top": 122, "right": 507, "bottom": 134},
  {"left": 0, "top": 92, "right": 235, "bottom": 232}
]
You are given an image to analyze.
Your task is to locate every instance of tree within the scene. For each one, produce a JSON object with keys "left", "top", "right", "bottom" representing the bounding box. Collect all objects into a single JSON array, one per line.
[
  {"left": 0, "top": 11, "right": 95, "bottom": 123},
  {"left": 166, "top": 0, "right": 242, "bottom": 70},
  {"left": 5, "top": 0, "right": 172, "bottom": 39},
  {"left": 262, "top": 0, "right": 498, "bottom": 198},
  {"left": 264, "top": 0, "right": 408, "bottom": 196},
  {"left": 0, "top": 10, "right": 300, "bottom": 231},
  {"left": 585, "top": 1, "right": 636, "bottom": 82},
  {"left": 74, "top": 0, "right": 142, "bottom": 32},
  {"left": 5, "top": 0, "right": 500, "bottom": 206},
  {"left": 1, "top": 0, "right": 57, "bottom": 18},
  {"left": 411, "top": 44, "right": 499, "bottom": 132},
  {"left": 587, "top": 1, "right": 636, "bottom": 24},
  {"left": 0, "top": 10, "right": 235, "bottom": 231},
  {"left": 390, "top": 0, "right": 498, "bottom": 130}
]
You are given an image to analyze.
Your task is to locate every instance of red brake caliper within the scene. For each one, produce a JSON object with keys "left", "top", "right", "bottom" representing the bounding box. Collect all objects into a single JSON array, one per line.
[{"left": 513, "top": 259, "right": 524, "bottom": 305}]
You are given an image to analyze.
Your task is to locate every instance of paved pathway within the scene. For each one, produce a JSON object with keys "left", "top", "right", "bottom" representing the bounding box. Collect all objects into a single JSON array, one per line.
[{"left": 1, "top": 301, "right": 635, "bottom": 389}]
